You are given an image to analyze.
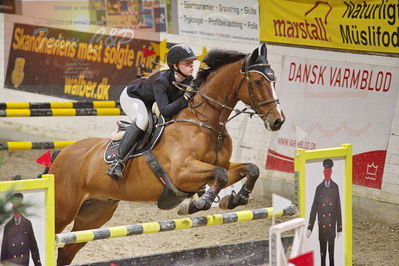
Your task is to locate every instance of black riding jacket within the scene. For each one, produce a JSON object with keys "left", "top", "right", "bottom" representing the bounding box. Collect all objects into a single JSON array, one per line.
[{"left": 126, "top": 69, "right": 193, "bottom": 118}]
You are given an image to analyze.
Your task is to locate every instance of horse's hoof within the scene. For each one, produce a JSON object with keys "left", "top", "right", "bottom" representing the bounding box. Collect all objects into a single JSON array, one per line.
[
  {"left": 177, "top": 198, "right": 191, "bottom": 215},
  {"left": 218, "top": 195, "right": 232, "bottom": 210}
]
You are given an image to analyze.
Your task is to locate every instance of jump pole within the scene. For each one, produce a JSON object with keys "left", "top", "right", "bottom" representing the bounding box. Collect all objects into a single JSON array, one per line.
[
  {"left": 0, "top": 101, "right": 120, "bottom": 109},
  {"left": 0, "top": 141, "right": 76, "bottom": 150},
  {"left": 0, "top": 108, "right": 125, "bottom": 117},
  {"left": 56, "top": 205, "right": 297, "bottom": 245}
]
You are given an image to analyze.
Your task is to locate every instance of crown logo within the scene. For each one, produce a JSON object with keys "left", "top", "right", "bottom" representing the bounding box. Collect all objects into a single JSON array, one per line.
[{"left": 365, "top": 162, "right": 378, "bottom": 180}]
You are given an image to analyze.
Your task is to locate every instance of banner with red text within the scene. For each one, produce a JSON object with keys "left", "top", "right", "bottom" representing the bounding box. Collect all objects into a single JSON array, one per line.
[
  {"left": 266, "top": 55, "right": 399, "bottom": 189},
  {"left": 260, "top": 0, "right": 399, "bottom": 54}
]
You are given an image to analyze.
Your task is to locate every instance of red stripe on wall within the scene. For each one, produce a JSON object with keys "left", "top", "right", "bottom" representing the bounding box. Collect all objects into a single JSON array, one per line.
[
  {"left": 265, "top": 149, "right": 387, "bottom": 189},
  {"left": 265, "top": 149, "right": 294, "bottom": 173}
]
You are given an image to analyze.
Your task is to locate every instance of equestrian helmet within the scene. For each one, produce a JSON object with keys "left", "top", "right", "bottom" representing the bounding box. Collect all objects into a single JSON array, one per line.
[{"left": 167, "top": 44, "right": 197, "bottom": 69}]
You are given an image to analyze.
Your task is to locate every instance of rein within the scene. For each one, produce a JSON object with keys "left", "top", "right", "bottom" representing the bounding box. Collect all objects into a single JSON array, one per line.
[
  {"left": 173, "top": 81, "right": 255, "bottom": 117},
  {"left": 169, "top": 56, "right": 279, "bottom": 163},
  {"left": 157, "top": 118, "right": 222, "bottom": 137},
  {"left": 172, "top": 81, "right": 253, "bottom": 162},
  {"left": 172, "top": 81, "right": 255, "bottom": 127}
]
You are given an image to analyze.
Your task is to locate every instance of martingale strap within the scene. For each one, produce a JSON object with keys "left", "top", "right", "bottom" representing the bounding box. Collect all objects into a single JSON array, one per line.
[{"left": 143, "top": 150, "right": 193, "bottom": 210}]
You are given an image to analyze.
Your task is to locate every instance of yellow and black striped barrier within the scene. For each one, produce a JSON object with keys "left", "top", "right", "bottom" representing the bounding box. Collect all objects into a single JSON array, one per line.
[
  {"left": 0, "top": 141, "right": 76, "bottom": 150},
  {"left": 56, "top": 205, "right": 297, "bottom": 245},
  {"left": 0, "top": 108, "right": 125, "bottom": 117},
  {"left": 0, "top": 101, "right": 120, "bottom": 109}
]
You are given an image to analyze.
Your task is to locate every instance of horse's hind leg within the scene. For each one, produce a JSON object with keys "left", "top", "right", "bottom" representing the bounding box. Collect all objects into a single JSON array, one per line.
[
  {"left": 57, "top": 199, "right": 119, "bottom": 265},
  {"left": 219, "top": 162, "right": 259, "bottom": 210}
]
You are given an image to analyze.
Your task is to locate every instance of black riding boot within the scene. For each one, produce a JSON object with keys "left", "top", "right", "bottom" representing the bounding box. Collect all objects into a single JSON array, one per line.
[{"left": 107, "top": 122, "right": 144, "bottom": 180}]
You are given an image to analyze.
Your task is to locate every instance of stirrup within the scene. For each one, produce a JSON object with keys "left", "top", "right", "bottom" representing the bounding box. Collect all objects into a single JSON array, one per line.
[{"left": 106, "top": 161, "right": 125, "bottom": 180}]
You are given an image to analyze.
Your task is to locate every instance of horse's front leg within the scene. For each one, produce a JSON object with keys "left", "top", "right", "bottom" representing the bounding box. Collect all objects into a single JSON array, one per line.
[
  {"left": 218, "top": 162, "right": 260, "bottom": 210},
  {"left": 175, "top": 159, "right": 228, "bottom": 215}
]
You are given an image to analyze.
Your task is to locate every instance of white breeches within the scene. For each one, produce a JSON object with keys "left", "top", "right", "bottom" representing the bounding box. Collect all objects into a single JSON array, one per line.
[{"left": 120, "top": 87, "right": 149, "bottom": 131}]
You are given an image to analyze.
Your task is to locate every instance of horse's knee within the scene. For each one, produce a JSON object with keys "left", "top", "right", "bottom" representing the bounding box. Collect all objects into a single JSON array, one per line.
[
  {"left": 213, "top": 167, "right": 228, "bottom": 187},
  {"left": 246, "top": 163, "right": 259, "bottom": 179}
]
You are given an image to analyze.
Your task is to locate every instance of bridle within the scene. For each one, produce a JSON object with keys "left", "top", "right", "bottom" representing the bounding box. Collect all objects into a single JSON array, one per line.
[
  {"left": 164, "top": 55, "right": 280, "bottom": 163},
  {"left": 240, "top": 55, "right": 280, "bottom": 123},
  {"left": 173, "top": 55, "right": 280, "bottom": 124}
]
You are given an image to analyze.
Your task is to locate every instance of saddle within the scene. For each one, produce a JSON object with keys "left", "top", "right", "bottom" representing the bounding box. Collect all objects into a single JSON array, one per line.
[
  {"left": 104, "top": 113, "right": 165, "bottom": 163},
  {"left": 104, "top": 114, "right": 194, "bottom": 209}
]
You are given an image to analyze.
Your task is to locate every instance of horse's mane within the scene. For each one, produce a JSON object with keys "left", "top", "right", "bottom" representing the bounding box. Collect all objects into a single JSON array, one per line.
[{"left": 193, "top": 49, "right": 246, "bottom": 87}]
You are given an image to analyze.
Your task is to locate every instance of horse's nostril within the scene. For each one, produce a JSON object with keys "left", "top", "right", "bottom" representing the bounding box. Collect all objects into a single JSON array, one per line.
[{"left": 274, "top": 119, "right": 283, "bottom": 129}]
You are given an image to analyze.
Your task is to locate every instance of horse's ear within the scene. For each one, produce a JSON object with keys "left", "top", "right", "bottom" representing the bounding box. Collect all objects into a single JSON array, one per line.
[
  {"left": 259, "top": 43, "right": 267, "bottom": 58},
  {"left": 249, "top": 47, "right": 259, "bottom": 64}
]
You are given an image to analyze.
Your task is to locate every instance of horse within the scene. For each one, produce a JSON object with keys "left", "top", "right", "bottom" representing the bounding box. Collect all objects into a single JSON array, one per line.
[{"left": 50, "top": 43, "right": 285, "bottom": 265}]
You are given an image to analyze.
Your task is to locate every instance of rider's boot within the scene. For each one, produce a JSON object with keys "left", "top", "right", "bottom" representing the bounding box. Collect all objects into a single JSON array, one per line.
[{"left": 107, "top": 122, "right": 144, "bottom": 180}]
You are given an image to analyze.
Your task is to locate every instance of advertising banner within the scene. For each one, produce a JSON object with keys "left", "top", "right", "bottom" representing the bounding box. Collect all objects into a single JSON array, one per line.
[
  {"left": 178, "top": 0, "right": 259, "bottom": 43},
  {"left": 154, "top": 6, "right": 167, "bottom": 32},
  {"left": 266, "top": 55, "right": 399, "bottom": 189},
  {"left": 0, "top": 0, "right": 16, "bottom": 14},
  {"left": 5, "top": 23, "right": 159, "bottom": 101},
  {"left": 260, "top": 0, "right": 399, "bottom": 54}
]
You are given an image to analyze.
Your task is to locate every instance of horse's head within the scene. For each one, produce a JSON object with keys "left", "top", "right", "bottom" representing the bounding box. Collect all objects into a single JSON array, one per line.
[{"left": 238, "top": 43, "right": 285, "bottom": 131}]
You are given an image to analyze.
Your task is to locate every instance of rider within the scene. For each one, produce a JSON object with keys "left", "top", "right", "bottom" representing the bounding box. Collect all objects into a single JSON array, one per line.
[{"left": 107, "top": 44, "right": 197, "bottom": 180}]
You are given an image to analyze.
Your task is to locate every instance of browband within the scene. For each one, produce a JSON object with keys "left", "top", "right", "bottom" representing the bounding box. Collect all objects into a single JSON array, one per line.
[{"left": 241, "top": 56, "right": 276, "bottom": 82}]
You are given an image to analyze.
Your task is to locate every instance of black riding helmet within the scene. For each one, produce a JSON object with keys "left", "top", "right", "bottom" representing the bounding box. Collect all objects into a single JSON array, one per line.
[{"left": 167, "top": 44, "right": 197, "bottom": 77}]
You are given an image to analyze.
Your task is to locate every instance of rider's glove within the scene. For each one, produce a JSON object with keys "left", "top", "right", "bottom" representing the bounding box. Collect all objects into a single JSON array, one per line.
[{"left": 184, "top": 86, "right": 196, "bottom": 100}]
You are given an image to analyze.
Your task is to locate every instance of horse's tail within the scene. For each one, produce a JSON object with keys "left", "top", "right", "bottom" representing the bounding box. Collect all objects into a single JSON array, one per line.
[{"left": 37, "top": 150, "right": 61, "bottom": 178}]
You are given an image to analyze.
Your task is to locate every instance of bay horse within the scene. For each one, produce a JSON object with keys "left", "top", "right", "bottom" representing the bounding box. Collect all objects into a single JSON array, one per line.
[{"left": 50, "top": 43, "right": 285, "bottom": 265}]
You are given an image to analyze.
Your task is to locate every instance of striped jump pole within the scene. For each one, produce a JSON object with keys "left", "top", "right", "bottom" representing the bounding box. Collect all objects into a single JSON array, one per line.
[
  {"left": 0, "top": 141, "right": 76, "bottom": 150},
  {"left": 0, "top": 101, "right": 120, "bottom": 109},
  {"left": 0, "top": 108, "right": 125, "bottom": 117},
  {"left": 56, "top": 205, "right": 297, "bottom": 245}
]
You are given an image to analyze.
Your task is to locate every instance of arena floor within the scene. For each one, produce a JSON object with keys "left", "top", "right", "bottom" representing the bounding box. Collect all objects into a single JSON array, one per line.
[{"left": 0, "top": 149, "right": 398, "bottom": 265}]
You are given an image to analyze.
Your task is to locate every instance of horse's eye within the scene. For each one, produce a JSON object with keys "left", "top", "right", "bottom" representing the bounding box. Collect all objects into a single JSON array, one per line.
[{"left": 254, "top": 79, "right": 262, "bottom": 87}]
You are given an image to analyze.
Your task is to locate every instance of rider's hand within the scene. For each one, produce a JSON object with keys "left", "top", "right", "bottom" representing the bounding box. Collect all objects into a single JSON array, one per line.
[
  {"left": 184, "top": 87, "right": 196, "bottom": 101},
  {"left": 184, "top": 92, "right": 194, "bottom": 101},
  {"left": 306, "top": 229, "right": 312, "bottom": 238}
]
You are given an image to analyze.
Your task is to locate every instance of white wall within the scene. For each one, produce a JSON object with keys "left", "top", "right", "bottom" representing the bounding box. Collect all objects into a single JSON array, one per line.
[{"left": 261, "top": 45, "right": 399, "bottom": 206}]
